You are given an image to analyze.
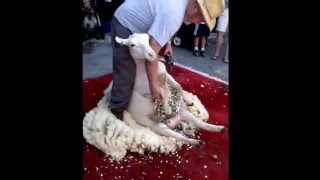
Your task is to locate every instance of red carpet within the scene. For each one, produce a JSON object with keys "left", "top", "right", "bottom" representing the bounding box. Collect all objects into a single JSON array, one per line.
[{"left": 83, "top": 64, "right": 229, "bottom": 180}]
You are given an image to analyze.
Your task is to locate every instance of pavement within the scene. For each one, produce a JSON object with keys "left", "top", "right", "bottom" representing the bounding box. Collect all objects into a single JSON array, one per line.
[{"left": 83, "top": 32, "right": 228, "bottom": 82}]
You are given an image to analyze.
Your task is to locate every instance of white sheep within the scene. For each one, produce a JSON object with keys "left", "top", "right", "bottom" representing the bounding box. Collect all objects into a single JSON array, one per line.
[
  {"left": 115, "top": 33, "right": 227, "bottom": 147},
  {"left": 83, "top": 33, "right": 227, "bottom": 161}
]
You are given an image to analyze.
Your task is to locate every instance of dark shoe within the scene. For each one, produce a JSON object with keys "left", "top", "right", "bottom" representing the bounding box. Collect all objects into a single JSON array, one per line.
[
  {"left": 111, "top": 107, "right": 125, "bottom": 120},
  {"left": 200, "top": 51, "right": 206, "bottom": 57},
  {"left": 193, "top": 50, "right": 199, "bottom": 56}
]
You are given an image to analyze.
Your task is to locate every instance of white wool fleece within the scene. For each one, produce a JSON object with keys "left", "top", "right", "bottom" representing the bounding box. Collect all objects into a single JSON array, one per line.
[{"left": 83, "top": 82, "right": 209, "bottom": 161}]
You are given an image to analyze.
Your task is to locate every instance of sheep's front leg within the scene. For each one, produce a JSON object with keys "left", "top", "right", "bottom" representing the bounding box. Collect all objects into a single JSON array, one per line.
[
  {"left": 179, "top": 109, "right": 228, "bottom": 132},
  {"left": 166, "top": 74, "right": 193, "bottom": 105},
  {"left": 159, "top": 73, "right": 172, "bottom": 115}
]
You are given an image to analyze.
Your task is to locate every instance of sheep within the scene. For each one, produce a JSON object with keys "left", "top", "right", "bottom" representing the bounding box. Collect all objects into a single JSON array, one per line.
[
  {"left": 83, "top": 83, "right": 185, "bottom": 161},
  {"left": 83, "top": 79, "right": 210, "bottom": 161},
  {"left": 114, "top": 33, "right": 227, "bottom": 147},
  {"left": 83, "top": 33, "right": 227, "bottom": 161}
]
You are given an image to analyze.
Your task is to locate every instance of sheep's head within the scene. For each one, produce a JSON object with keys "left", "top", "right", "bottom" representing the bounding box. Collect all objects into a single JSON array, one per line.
[{"left": 115, "top": 33, "right": 157, "bottom": 62}]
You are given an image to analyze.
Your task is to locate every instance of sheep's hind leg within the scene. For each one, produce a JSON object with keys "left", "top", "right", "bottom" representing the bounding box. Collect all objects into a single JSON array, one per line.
[
  {"left": 141, "top": 117, "right": 204, "bottom": 147},
  {"left": 179, "top": 109, "right": 228, "bottom": 132},
  {"left": 165, "top": 115, "right": 182, "bottom": 129}
]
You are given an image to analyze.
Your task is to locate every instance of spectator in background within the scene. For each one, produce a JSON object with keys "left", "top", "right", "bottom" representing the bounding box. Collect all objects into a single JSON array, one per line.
[
  {"left": 223, "top": 39, "right": 228, "bottom": 62},
  {"left": 192, "top": 22, "right": 210, "bottom": 57},
  {"left": 211, "top": 0, "right": 228, "bottom": 62}
]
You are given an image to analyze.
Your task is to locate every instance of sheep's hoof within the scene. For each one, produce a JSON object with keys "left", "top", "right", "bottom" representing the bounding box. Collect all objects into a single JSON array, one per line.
[
  {"left": 196, "top": 140, "right": 204, "bottom": 148},
  {"left": 187, "top": 102, "right": 194, "bottom": 106},
  {"left": 145, "top": 147, "right": 152, "bottom": 153},
  {"left": 221, "top": 127, "right": 228, "bottom": 132}
]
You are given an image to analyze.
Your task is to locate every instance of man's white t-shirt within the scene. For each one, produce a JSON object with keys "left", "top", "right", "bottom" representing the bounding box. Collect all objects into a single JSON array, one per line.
[{"left": 114, "top": 0, "right": 188, "bottom": 47}]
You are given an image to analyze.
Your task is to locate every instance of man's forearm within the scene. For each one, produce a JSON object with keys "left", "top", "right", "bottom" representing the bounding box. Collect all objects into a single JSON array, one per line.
[
  {"left": 146, "top": 36, "right": 162, "bottom": 93},
  {"left": 145, "top": 60, "right": 159, "bottom": 91}
]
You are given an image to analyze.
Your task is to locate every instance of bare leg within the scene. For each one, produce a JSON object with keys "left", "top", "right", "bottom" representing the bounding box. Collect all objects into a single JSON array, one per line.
[
  {"left": 179, "top": 109, "right": 227, "bottom": 132},
  {"left": 224, "top": 40, "right": 229, "bottom": 63},
  {"left": 194, "top": 36, "right": 200, "bottom": 47},
  {"left": 200, "top": 36, "right": 207, "bottom": 57},
  {"left": 193, "top": 36, "right": 200, "bottom": 56},
  {"left": 212, "top": 31, "right": 226, "bottom": 58},
  {"left": 200, "top": 36, "right": 207, "bottom": 50}
]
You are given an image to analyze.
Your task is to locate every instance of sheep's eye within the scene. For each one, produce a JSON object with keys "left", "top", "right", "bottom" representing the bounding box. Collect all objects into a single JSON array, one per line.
[{"left": 130, "top": 44, "right": 135, "bottom": 47}]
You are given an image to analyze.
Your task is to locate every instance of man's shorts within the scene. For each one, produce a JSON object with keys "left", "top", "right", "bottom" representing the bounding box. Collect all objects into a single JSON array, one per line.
[
  {"left": 216, "top": 8, "right": 229, "bottom": 32},
  {"left": 193, "top": 23, "right": 210, "bottom": 37}
]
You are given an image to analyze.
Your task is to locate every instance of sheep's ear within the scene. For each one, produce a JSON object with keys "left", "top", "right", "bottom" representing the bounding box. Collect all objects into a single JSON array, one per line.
[{"left": 115, "top": 36, "right": 129, "bottom": 46}]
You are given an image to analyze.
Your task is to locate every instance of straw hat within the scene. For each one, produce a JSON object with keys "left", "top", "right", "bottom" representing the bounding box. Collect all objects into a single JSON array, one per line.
[{"left": 196, "top": 0, "right": 225, "bottom": 31}]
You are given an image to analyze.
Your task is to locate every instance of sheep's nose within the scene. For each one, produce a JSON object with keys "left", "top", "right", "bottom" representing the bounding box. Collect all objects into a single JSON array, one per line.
[{"left": 148, "top": 53, "right": 153, "bottom": 57}]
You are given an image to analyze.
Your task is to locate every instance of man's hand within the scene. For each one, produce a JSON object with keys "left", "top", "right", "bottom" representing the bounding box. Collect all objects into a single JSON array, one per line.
[
  {"left": 150, "top": 85, "right": 164, "bottom": 100},
  {"left": 161, "top": 42, "right": 173, "bottom": 57},
  {"left": 159, "top": 41, "right": 173, "bottom": 57}
]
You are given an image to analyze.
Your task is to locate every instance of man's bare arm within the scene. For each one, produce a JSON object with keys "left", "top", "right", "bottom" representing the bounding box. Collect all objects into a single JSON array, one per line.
[{"left": 145, "top": 36, "right": 162, "bottom": 99}]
